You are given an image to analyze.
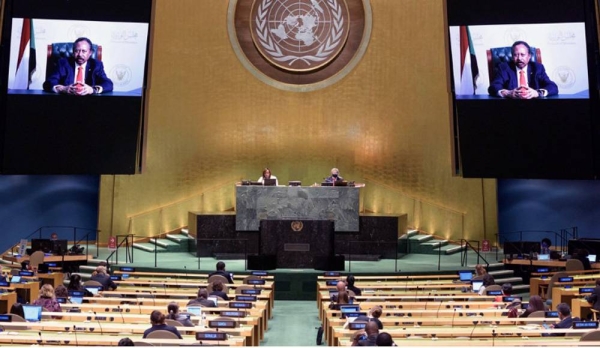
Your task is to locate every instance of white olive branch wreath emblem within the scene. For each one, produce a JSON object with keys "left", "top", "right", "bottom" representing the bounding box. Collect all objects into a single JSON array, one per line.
[{"left": 255, "top": 0, "right": 345, "bottom": 66}]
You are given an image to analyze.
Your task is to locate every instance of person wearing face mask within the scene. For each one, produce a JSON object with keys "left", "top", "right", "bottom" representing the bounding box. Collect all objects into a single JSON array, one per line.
[
  {"left": 325, "top": 168, "right": 343, "bottom": 183},
  {"left": 488, "top": 40, "right": 558, "bottom": 99}
]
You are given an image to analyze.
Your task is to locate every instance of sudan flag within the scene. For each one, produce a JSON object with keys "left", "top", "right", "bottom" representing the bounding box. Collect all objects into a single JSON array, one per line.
[
  {"left": 13, "top": 18, "right": 36, "bottom": 90},
  {"left": 458, "top": 25, "right": 479, "bottom": 95}
]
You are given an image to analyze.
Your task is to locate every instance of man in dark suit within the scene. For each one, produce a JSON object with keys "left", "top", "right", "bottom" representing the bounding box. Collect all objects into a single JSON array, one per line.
[
  {"left": 586, "top": 279, "right": 600, "bottom": 311},
  {"left": 488, "top": 40, "right": 558, "bottom": 99},
  {"left": 208, "top": 261, "right": 234, "bottom": 284},
  {"left": 545, "top": 303, "right": 577, "bottom": 336},
  {"left": 43, "top": 37, "right": 113, "bottom": 95}
]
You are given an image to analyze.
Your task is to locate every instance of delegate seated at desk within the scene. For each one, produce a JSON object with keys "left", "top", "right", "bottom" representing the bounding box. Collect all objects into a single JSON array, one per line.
[
  {"left": 43, "top": 37, "right": 113, "bottom": 96},
  {"left": 325, "top": 168, "right": 343, "bottom": 183},
  {"left": 488, "top": 41, "right": 558, "bottom": 99},
  {"left": 257, "top": 168, "right": 278, "bottom": 186}
]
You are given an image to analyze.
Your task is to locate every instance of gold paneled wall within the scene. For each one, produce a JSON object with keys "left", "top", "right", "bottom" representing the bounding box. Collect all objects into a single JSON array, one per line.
[{"left": 98, "top": 0, "right": 498, "bottom": 243}]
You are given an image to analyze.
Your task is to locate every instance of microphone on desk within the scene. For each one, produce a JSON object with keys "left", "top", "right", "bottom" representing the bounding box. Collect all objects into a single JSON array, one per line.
[
  {"left": 469, "top": 320, "right": 479, "bottom": 340},
  {"left": 94, "top": 311, "right": 104, "bottom": 335},
  {"left": 73, "top": 325, "right": 79, "bottom": 346},
  {"left": 492, "top": 329, "right": 496, "bottom": 346},
  {"left": 451, "top": 308, "right": 457, "bottom": 329},
  {"left": 137, "top": 298, "right": 143, "bottom": 314},
  {"left": 435, "top": 300, "right": 443, "bottom": 318},
  {"left": 163, "top": 283, "right": 167, "bottom": 296},
  {"left": 37, "top": 331, "right": 43, "bottom": 344},
  {"left": 424, "top": 292, "right": 431, "bottom": 311},
  {"left": 117, "top": 305, "right": 125, "bottom": 323}
]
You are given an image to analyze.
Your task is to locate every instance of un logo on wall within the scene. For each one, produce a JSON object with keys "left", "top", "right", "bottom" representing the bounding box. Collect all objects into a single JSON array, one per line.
[
  {"left": 228, "top": 0, "right": 372, "bottom": 91},
  {"left": 251, "top": 0, "right": 349, "bottom": 72}
]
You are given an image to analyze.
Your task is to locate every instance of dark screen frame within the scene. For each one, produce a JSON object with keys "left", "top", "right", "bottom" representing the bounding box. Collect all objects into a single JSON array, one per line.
[
  {"left": 447, "top": 0, "right": 600, "bottom": 179},
  {"left": 0, "top": 0, "right": 153, "bottom": 174}
]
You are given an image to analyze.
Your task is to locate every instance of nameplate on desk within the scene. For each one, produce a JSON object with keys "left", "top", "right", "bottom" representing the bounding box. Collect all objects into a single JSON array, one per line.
[
  {"left": 196, "top": 332, "right": 228, "bottom": 341},
  {"left": 545, "top": 311, "right": 559, "bottom": 318},
  {"left": 573, "top": 321, "right": 599, "bottom": 329},
  {"left": 537, "top": 267, "right": 549, "bottom": 273},
  {"left": 487, "top": 290, "right": 503, "bottom": 296},
  {"left": 68, "top": 290, "right": 85, "bottom": 297},
  {"left": 344, "top": 312, "right": 366, "bottom": 318},
  {"left": 110, "top": 275, "right": 122, "bottom": 281},
  {"left": 0, "top": 314, "right": 12, "bottom": 322},
  {"left": 251, "top": 271, "right": 268, "bottom": 276},
  {"left": 502, "top": 296, "right": 522, "bottom": 302},
  {"left": 246, "top": 279, "right": 265, "bottom": 285},
  {"left": 326, "top": 280, "right": 339, "bottom": 286},
  {"left": 229, "top": 302, "right": 252, "bottom": 309},
  {"left": 220, "top": 311, "right": 247, "bottom": 318},
  {"left": 324, "top": 271, "right": 340, "bottom": 277},
  {"left": 580, "top": 287, "right": 594, "bottom": 294},
  {"left": 0, "top": 281, "right": 9, "bottom": 287},
  {"left": 558, "top": 277, "right": 574, "bottom": 282},
  {"left": 235, "top": 295, "right": 257, "bottom": 302},
  {"left": 46, "top": 263, "right": 57, "bottom": 267},
  {"left": 241, "top": 289, "right": 262, "bottom": 295},
  {"left": 349, "top": 322, "right": 367, "bottom": 330},
  {"left": 19, "top": 271, "right": 34, "bottom": 277},
  {"left": 208, "top": 320, "right": 237, "bottom": 328},
  {"left": 119, "top": 267, "right": 135, "bottom": 272}
]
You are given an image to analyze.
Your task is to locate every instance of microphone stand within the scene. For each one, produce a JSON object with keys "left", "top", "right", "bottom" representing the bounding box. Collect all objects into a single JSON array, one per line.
[
  {"left": 469, "top": 320, "right": 479, "bottom": 340},
  {"left": 94, "top": 311, "right": 104, "bottom": 335},
  {"left": 73, "top": 325, "right": 79, "bottom": 346},
  {"left": 117, "top": 305, "right": 125, "bottom": 323}
]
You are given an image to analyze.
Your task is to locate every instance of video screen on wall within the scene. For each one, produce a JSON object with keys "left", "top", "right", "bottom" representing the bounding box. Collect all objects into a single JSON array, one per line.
[
  {"left": 0, "top": 0, "right": 153, "bottom": 174},
  {"left": 447, "top": 0, "right": 600, "bottom": 179}
]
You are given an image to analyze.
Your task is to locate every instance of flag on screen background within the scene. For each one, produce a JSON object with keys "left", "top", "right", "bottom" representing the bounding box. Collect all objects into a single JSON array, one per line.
[
  {"left": 13, "top": 18, "right": 36, "bottom": 90},
  {"left": 459, "top": 25, "right": 479, "bottom": 95}
]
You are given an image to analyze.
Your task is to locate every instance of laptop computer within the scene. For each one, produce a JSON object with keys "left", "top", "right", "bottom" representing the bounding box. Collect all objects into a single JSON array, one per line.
[
  {"left": 85, "top": 287, "right": 100, "bottom": 295},
  {"left": 588, "top": 254, "right": 597, "bottom": 262},
  {"left": 458, "top": 271, "right": 473, "bottom": 282},
  {"left": 262, "top": 178, "right": 276, "bottom": 186},
  {"left": 186, "top": 306, "right": 202, "bottom": 317},
  {"left": 22, "top": 305, "right": 42, "bottom": 322},
  {"left": 207, "top": 296, "right": 218, "bottom": 306},
  {"left": 70, "top": 296, "right": 84, "bottom": 304},
  {"left": 538, "top": 254, "right": 550, "bottom": 261},
  {"left": 471, "top": 280, "right": 484, "bottom": 293},
  {"left": 10, "top": 276, "right": 21, "bottom": 283}
]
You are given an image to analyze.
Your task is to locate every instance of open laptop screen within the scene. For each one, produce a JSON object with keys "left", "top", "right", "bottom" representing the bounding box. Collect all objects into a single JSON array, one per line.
[
  {"left": 471, "top": 280, "right": 484, "bottom": 292},
  {"left": 22, "top": 305, "right": 42, "bottom": 322},
  {"left": 186, "top": 307, "right": 202, "bottom": 317},
  {"left": 588, "top": 254, "right": 597, "bottom": 262},
  {"left": 458, "top": 271, "right": 473, "bottom": 282}
]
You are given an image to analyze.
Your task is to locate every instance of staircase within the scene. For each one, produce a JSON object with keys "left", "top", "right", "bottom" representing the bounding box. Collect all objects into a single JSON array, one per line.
[
  {"left": 132, "top": 230, "right": 192, "bottom": 253},
  {"left": 398, "top": 229, "right": 466, "bottom": 255}
]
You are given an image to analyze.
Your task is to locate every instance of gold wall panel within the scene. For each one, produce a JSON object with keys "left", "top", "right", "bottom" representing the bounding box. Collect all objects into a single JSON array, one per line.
[{"left": 98, "top": 0, "right": 498, "bottom": 244}]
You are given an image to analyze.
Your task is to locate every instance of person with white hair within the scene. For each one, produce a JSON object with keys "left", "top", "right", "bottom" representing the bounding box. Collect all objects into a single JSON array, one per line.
[
  {"left": 90, "top": 265, "right": 117, "bottom": 291},
  {"left": 325, "top": 168, "right": 343, "bottom": 183}
]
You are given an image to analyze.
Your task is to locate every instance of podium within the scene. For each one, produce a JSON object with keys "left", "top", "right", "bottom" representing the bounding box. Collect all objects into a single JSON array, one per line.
[{"left": 259, "top": 220, "right": 335, "bottom": 269}]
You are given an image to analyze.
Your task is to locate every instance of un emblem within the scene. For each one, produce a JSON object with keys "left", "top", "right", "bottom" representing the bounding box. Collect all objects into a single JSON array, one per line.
[
  {"left": 251, "top": 0, "right": 349, "bottom": 72},
  {"left": 228, "top": 0, "right": 371, "bottom": 91}
]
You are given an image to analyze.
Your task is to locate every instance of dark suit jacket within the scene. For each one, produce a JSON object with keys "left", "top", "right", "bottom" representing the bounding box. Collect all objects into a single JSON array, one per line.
[
  {"left": 587, "top": 286, "right": 600, "bottom": 311},
  {"left": 90, "top": 274, "right": 117, "bottom": 291},
  {"left": 488, "top": 62, "right": 558, "bottom": 97},
  {"left": 43, "top": 57, "right": 113, "bottom": 93}
]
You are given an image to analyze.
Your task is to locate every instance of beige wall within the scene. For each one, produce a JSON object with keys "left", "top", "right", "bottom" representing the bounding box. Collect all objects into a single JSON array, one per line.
[{"left": 98, "top": 0, "right": 498, "bottom": 243}]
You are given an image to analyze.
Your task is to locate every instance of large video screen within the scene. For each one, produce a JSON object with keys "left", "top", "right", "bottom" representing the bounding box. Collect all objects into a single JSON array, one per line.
[
  {"left": 447, "top": 0, "right": 600, "bottom": 179},
  {"left": 0, "top": 0, "right": 153, "bottom": 174}
]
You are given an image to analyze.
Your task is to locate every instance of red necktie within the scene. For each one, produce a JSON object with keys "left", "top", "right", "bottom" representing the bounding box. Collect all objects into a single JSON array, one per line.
[
  {"left": 519, "top": 70, "right": 526, "bottom": 88},
  {"left": 76, "top": 66, "right": 84, "bottom": 84}
]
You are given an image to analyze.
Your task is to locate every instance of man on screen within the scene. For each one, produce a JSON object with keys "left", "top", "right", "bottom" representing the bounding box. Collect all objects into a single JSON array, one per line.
[
  {"left": 488, "top": 41, "right": 558, "bottom": 99},
  {"left": 43, "top": 37, "right": 113, "bottom": 95}
]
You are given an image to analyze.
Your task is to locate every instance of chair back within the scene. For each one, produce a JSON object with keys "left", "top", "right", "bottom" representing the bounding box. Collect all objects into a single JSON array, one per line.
[
  {"left": 527, "top": 310, "right": 547, "bottom": 325},
  {"left": 46, "top": 42, "right": 102, "bottom": 79},
  {"left": 164, "top": 319, "right": 183, "bottom": 327},
  {"left": 208, "top": 274, "right": 229, "bottom": 284},
  {"left": 6, "top": 314, "right": 28, "bottom": 330},
  {"left": 29, "top": 251, "right": 45, "bottom": 271},
  {"left": 83, "top": 280, "right": 103, "bottom": 288},
  {"left": 486, "top": 46, "right": 542, "bottom": 83},
  {"left": 566, "top": 259, "right": 584, "bottom": 272},
  {"left": 484, "top": 284, "right": 502, "bottom": 295},
  {"left": 546, "top": 271, "right": 568, "bottom": 301},
  {"left": 133, "top": 341, "right": 154, "bottom": 346},
  {"left": 207, "top": 282, "right": 228, "bottom": 295},
  {"left": 580, "top": 329, "right": 600, "bottom": 341},
  {"left": 146, "top": 330, "right": 180, "bottom": 339}
]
